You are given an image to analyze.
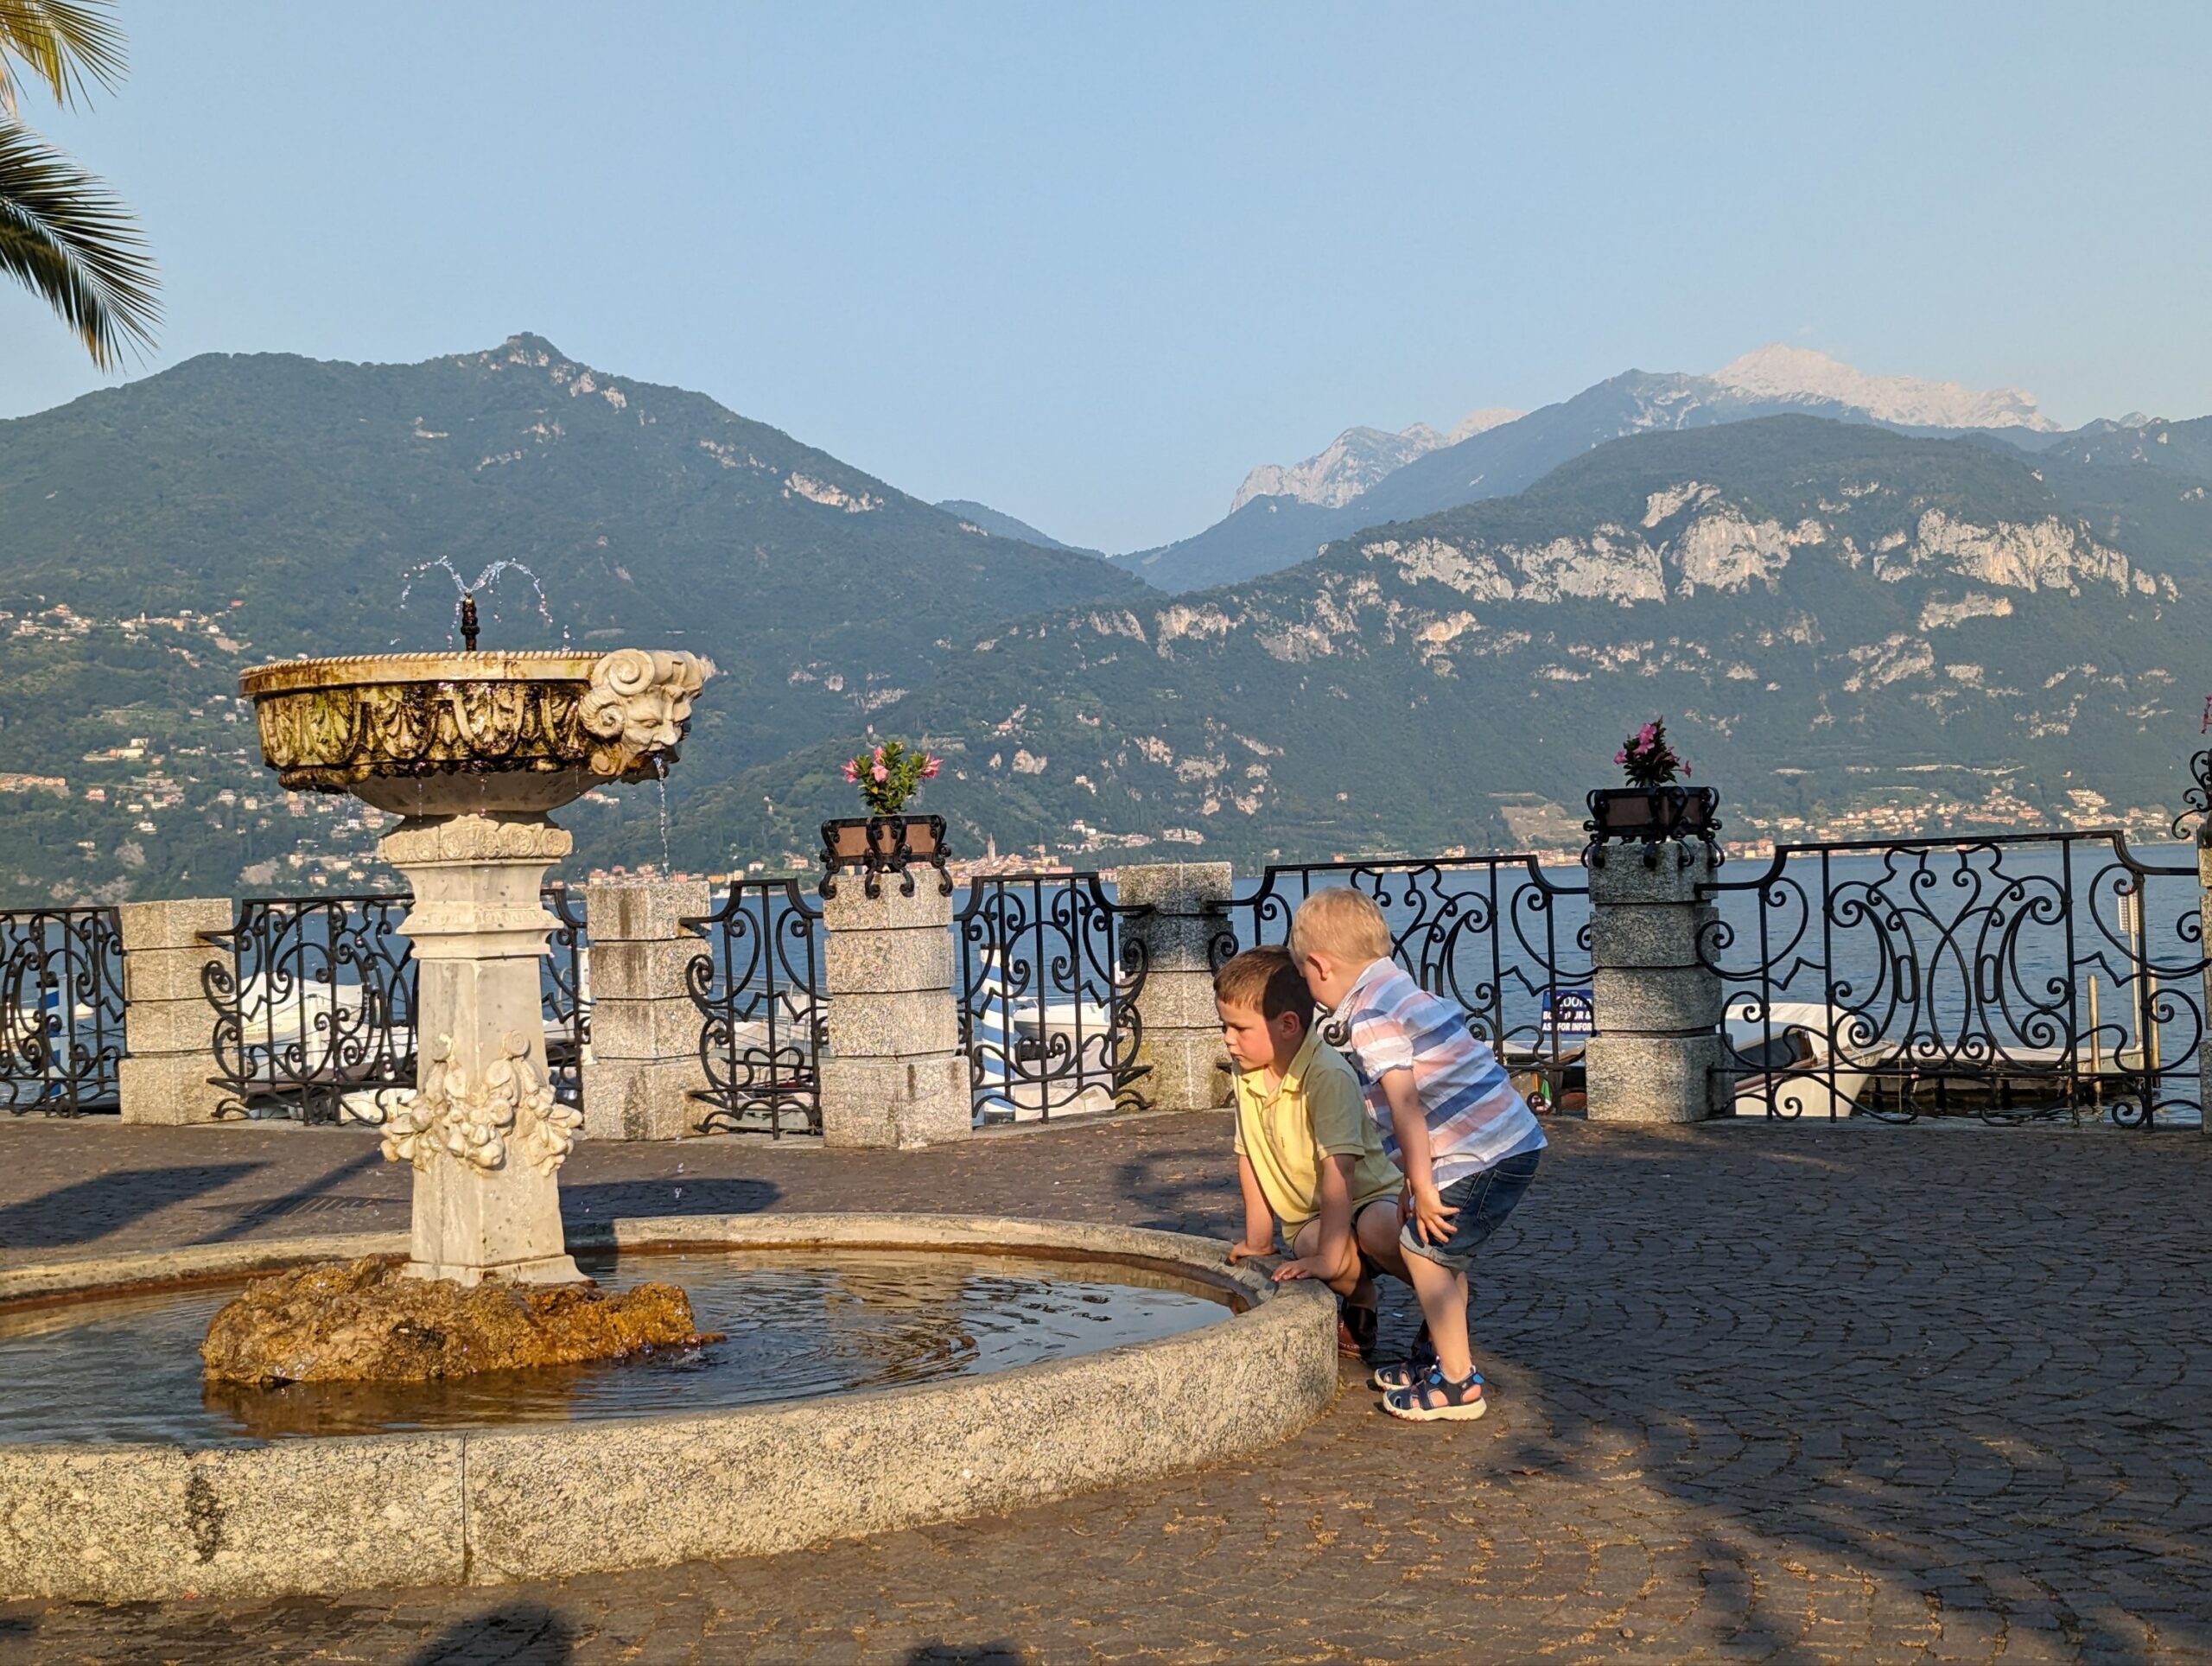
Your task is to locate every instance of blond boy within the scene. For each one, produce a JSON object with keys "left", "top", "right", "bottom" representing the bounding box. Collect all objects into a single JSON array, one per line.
[
  {"left": 1291, "top": 887, "right": 1545, "bottom": 1422},
  {"left": 1216, "top": 945, "right": 1408, "bottom": 1357}
]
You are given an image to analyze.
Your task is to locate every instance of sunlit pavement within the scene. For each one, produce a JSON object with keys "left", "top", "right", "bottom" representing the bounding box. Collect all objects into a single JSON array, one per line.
[{"left": 1, "top": 1110, "right": 2207, "bottom": 1664}]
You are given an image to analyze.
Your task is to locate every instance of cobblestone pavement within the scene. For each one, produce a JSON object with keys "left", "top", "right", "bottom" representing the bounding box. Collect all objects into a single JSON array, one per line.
[{"left": 1, "top": 1113, "right": 2209, "bottom": 1663}]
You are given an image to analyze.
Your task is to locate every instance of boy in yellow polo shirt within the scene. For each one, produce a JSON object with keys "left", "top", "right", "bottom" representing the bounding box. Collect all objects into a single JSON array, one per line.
[{"left": 1217, "top": 945, "right": 1409, "bottom": 1358}]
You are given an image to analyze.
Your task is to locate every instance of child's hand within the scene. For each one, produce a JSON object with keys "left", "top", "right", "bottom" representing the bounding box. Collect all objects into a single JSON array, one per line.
[
  {"left": 1271, "top": 1256, "right": 1329, "bottom": 1283},
  {"left": 1405, "top": 1181, "right": 1459, "bottom": 1245},
  {"left": 1226, "top": 1237, "right": 1275, "bottom": 1265}
]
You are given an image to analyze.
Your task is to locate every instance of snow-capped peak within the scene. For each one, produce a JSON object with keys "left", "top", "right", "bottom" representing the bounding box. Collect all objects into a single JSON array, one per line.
[
  {"left": 1713, "top": 344, "right": 2055, "bottom": 432},
  {"left": 1231, "top": 407, "right": 1524, "bottom": 512}
]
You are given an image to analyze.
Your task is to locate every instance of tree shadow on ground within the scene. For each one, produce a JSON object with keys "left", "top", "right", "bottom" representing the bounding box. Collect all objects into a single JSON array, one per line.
[
  {"left": 903, "top": 1644, "right": 1034, "bottom": 1664},
  {"left": 0, "top": 1164, "right": 264, "bottom": 1250},
  {"left": 561, "top": 1175, "right": 779, "bottom": 1224},
  {"left": 1478, "top": 1124, "right": 2212, "bottom": 1662},
  {"left": 399, "top": 1603, "right": 577, "bottom": 1664}
]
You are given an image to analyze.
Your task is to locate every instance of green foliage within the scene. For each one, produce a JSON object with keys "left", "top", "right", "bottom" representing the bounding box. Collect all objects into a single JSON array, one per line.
[{"left": 841, "top": 738, "right": 940, "bottom": 816}]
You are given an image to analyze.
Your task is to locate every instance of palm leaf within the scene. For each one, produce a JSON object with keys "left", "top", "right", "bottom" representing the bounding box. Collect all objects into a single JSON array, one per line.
[
  {"left": 0, "top": 0, "right": 124, "bottom": 115},
  {"left": 0, "top": 118, "right": 156, "bottom": 369}
]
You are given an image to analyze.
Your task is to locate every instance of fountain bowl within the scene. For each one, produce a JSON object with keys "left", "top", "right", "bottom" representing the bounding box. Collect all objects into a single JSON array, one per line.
[
  {"left": 239, "top": 647, "right": 714, "bottom": 815},
  {"left": 0, "top": 1215, "right": 1335, "bottom": 1602}
]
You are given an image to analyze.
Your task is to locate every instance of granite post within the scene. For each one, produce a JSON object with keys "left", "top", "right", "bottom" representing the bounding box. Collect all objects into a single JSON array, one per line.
[
  {"left": 1583, "top": 841, "right": 1732, "bottom": 1122},
  {"left": 581, "top": 879, "right": 712, "bottom": 1142},
  {"left": 116, "top": 898, "right": 232, "bottom": 1126},
  {"left": 1116, "top": 862, "right": 1233, "bottom": 1112},
  {"left": 817, "top": 881, "right": 969, "bottom": 1148}
]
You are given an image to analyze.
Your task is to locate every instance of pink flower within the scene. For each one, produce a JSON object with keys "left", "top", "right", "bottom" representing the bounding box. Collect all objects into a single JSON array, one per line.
[
  {"left": 842, "top": 760, "right": 860, "bottom": 783},
  {"left": 872, "top": 763, "right": 889, "bottom": 783},
  {"left": 1637, "top": 722, "right": 1657, "bottom": 744},
  {"left": 873, "top": 745, "right": 886, "bottom": 765},
  {"left": 922, "top": 756, "right": 941, "bottom": 778},
  {"left": 1614, "top": 750, "right": 1628, "bottom": 765}
]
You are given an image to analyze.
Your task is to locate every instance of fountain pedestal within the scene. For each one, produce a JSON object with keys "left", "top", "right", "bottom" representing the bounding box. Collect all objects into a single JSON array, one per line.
[{"left": 378, "top": 812, "right": 585, "bottom": 1285}]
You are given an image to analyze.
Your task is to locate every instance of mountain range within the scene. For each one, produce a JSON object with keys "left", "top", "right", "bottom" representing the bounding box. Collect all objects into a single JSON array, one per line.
[
  {"left": 2, "top": 336, "right": 2208, "bottom": 901},
  {"left": 1112, "top": 347, "right": 2074, "bottom": 594}
]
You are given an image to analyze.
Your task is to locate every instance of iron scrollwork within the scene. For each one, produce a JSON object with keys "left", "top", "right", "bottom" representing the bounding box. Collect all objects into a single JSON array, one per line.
[
  {"left": 684, "top": 879, "right": 825, "bottom": 1136},
  {"left": 202, "top": 893, "right": 418, "bottom": 1125},
  {"left": 1210, "top": 856, "right": 1594, "bottom": 1101},
  {"left": 1700, "top": 831, "right": 2206, "bottom": 1128},
  {"left": 541, "top": 882, "right": 589, "bottom": 1111},
  {"left": 0, "top": 906, "right": 125, "bottom": 1116},
  {"left": 957, "top": 873, "right": 1151, "bottom": 1122}
]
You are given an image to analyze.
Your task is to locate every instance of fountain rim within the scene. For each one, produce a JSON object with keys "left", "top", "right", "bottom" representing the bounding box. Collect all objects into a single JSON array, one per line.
[
  {"left": 0, "top": 1212, "right": 1337, "bottom": 1604},
  {"left": 238, "top": 650, "right": 613, "bottom": 696}
]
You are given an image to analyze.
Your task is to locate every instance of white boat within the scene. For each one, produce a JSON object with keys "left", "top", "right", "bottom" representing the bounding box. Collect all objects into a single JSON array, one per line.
[{"left": 1726, "top": 1001, "right": 1897, "bottom": 1119}]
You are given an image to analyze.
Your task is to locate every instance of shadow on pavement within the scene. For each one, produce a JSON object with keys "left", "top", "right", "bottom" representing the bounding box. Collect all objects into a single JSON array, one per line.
[
  {"left": 0, "top": 1164, "right": 264, "bottom": 1250},
  {"left": 904, "top": 1644, "right": 1033, "bottom": 1664},
  {"left": 562, "top": 1176, "right": 779, "bottom": 1223},
  {"left": 400, "top": 1602, "right": 577, "bottom": 1664},
  {"left": 1481, "top": 1126, "right": 2212, "bottom": 1661},
  {"left": 191, "top": 1146, "right": 390, "bottom": 1242}
]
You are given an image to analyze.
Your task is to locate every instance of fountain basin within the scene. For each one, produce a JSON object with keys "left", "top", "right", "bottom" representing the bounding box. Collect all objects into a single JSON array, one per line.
[
  {"left": 241, "top": 647, "right": 712, "bottom": 814},
  {"left": 0, "top": 1215, "right": 1336, "bottom": 1601}
]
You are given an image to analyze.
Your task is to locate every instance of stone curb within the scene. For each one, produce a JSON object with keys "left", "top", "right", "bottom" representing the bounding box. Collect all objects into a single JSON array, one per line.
[{"left": 0, "top": 1213, "right": 1336, "bottom": 1603}]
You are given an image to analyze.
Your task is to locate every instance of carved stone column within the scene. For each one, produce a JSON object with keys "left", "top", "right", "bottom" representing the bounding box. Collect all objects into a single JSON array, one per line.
[
  {"left": 116, "top": 898, "right": 232, "bottom": 1126},
  {"left": 1584, "top": 842, "right": 1731, "bottom": 1123},
  {"left": 377, "top": 813, "right": 583, "bottom": 1285},
  {"left": 1116, "top": 862, "right": 1234, "bottom": 1112}
]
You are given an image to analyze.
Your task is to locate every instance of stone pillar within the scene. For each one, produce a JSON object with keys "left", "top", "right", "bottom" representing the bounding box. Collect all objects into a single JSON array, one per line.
[
  {"left": 377, "top": 813, "right": 583, "bottom": 1286},
  {"left": 818, "top": 881, "right": 969, "bottom": 1148},
  {"left": 1116, "top": 862, "right": 1233, "bottom": 1113},
  {"left": 116, "top": 898, "right": 232, "bottom": 1125},
  {"left": 582, "top": 879, "right": 711, "bottom": 1141},
  {"left": 1584, "top": 841, "right": 1731, "bottom": 1122}
]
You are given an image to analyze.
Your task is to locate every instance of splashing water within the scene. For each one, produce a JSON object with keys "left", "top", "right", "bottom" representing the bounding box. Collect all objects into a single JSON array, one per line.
[
  {"left": 394, "top": 556, "right": 568, "bottom": 645},
  {"left": 653, "top": 755, "right": 672, "bottom": 874}
]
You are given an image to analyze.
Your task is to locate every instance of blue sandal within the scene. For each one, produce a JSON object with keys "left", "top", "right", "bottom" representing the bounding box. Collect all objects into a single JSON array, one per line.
[
  {"left": 1382, "top": 1364, "right": 1488, "bottom": 1423},
  {"left": 1368, "top": 1324, "right": 1437, "bottom": 1393}
]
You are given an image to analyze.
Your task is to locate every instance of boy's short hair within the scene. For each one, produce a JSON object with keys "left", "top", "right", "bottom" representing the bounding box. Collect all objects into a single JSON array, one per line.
[
  {"left": 1213, "top": 945, "right": 1315, "bottom": 1029},
  {"left": 1289, "top": 887, "right": 1394, "bottom": 964}
]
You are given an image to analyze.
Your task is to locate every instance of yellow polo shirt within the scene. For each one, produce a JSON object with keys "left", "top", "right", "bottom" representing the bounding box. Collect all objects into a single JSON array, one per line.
[{"left": 1233, "top": 1027, "right": 1403, "bottom": 1237}]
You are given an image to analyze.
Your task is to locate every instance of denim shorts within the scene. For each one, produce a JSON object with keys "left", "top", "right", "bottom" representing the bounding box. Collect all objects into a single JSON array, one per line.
[{"left": 1400, "top": 1148, "right": 1541, "bottom": 1271}]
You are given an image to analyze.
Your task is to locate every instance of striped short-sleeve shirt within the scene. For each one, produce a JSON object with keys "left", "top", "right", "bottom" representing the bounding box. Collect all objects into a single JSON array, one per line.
[{"left": 1329, "top": 957, "right": 1546, "bottom": 1187}]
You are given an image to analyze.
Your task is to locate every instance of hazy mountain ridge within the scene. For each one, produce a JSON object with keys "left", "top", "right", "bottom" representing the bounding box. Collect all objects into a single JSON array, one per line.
[
  {"left": 1120, "top": 348, "right": 2084, "bottom": 593},
  {"left": 730, "top": 417, "right": 2212, "bottom": 867},
  {"left": 0, "top": 335, "right": 1141, "bottom": 900},
  {"left": 1230, "top": 409, "right": 1522, "bottom": 512}
]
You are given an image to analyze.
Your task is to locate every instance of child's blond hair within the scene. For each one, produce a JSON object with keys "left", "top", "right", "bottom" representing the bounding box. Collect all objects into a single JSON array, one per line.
[{"left": 1289, "top": 887, "right": 1393, "bottom": 965}]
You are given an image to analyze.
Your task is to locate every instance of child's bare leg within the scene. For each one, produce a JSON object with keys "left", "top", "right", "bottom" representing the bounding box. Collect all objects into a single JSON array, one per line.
[
  {"left": 1401, "top": 1250, "right": 1474, "bottom": 1381},
  {"left": 1356, "top": 1201, "right": 1412, "bottom": 1283}
]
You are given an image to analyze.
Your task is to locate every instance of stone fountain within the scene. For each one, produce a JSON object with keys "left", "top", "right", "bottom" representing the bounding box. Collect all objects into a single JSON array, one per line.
[{"left": 207, "top": 609, "right": 716, "bottom": 1377}]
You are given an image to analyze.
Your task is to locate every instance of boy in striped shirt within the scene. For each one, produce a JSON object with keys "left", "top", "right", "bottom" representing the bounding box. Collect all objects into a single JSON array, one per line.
[{"left": 1290, "top": 887, "right": 1546, "bottom": 1423}]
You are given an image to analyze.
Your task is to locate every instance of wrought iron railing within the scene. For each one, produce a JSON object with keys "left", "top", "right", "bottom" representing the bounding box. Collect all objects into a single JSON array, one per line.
[
  {"left": 202, "top": 893, "right": 417, "bottom": 1124},
  {"left": 200, "top": 887, "right": 591, "bottom": 1125},
  {"left": 542, "top": 882, "right": 588, "bottom": 1110},
  {"left": 683, "top": 880, "right": 824, "bottom": 1136},
  {"left": 956, "top": 873, "right": 1150, "bottom": 1122},
  {"left": 1700, "top": 830, "right": 2206, "bottom": 1128},
  {"left": 1210, "top": 856, "right": 1595, "bottom": 1097},
  {"left": 1, "top": 906, "right": 125, "bottom": 1116}
]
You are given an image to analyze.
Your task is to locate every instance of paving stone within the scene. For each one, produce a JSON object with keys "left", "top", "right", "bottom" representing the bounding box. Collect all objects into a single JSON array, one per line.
[{"left": 0, "top": 1116, "right": 2209, "bottom": 1663}]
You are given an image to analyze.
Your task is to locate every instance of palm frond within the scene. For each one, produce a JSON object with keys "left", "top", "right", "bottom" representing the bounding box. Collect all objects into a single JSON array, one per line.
[
  {"left": 0, "top": 118, "right": 156, "bottom": 369},
  {"left": 0, "top": 0, "right": 124, "bottom": 116}
]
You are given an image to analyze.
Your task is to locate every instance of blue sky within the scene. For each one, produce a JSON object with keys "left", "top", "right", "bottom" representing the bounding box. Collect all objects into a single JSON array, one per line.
[{"left": 4, "top": 3, "right": 2208, "bottom": 551}]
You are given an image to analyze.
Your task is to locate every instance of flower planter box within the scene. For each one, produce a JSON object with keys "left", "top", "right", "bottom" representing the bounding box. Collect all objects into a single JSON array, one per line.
[
  {"left": 1584, "top": 785, "right": 1719, "bottom": 860},
  {"left": 819, "top": 814, "right": 951, "bottom": 899}
]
